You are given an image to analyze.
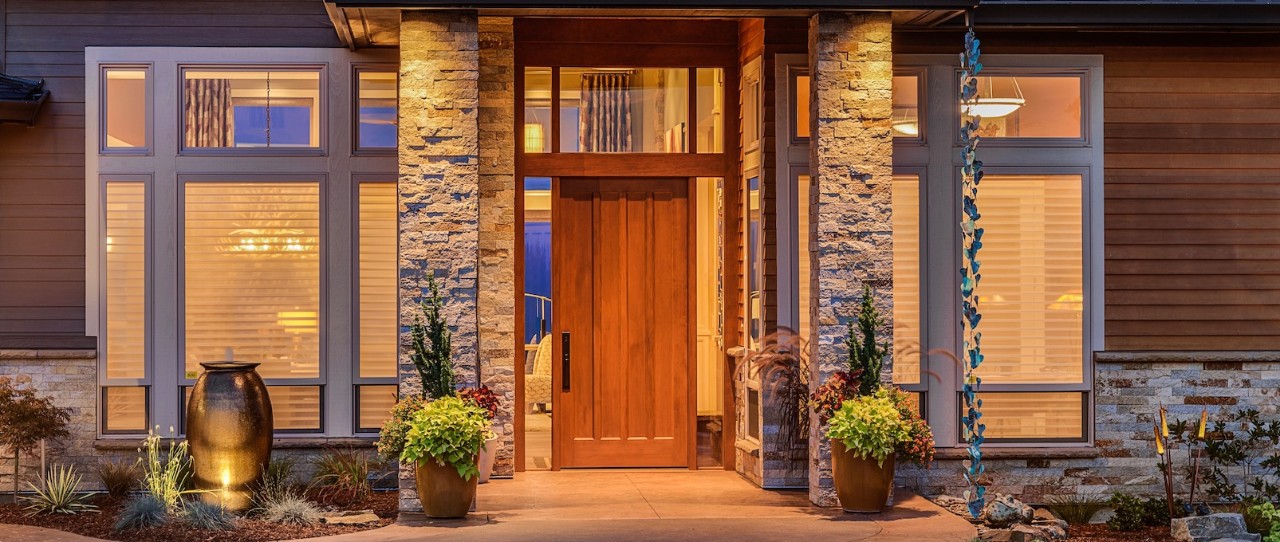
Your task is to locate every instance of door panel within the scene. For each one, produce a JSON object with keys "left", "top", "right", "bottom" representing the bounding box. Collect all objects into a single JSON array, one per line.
[{"left": 553, "top": 178, "right": 691, "bottom": 468}]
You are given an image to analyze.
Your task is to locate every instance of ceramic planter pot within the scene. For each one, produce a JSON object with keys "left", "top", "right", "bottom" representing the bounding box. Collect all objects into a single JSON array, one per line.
[
  {"left": 830, "top": 441, "right": 895, "bottom": 513},
  {"left": 415, "top": 456, "right": 478, "bottom": 518},
  {"left": 477, "top": 433, "right": 499, "bottom": 484},
  {"left": 186, "top": 361, "right": 273, "bottom": 511}
]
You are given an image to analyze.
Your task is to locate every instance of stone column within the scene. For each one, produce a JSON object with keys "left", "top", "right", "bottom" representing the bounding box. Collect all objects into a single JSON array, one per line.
[
  {"left": 477, "top": 16, "right": 516, "bottom": 479},
  {"left": 807, "top": 11, "right": 894, "bottom": 507},
  {"left": 397, "top": 10, "right": 480, "bottom": 515}
]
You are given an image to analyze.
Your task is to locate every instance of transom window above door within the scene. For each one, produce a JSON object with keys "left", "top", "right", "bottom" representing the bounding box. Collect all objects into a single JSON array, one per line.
[{"left": 523, "top": 67, "right": 724, "bottom": 154}]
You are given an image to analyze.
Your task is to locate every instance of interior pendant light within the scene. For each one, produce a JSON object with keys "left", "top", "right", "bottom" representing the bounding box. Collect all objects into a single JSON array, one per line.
[
  {"left": 891, "top": 106, "right": 919, "bottom": 137},
  {"left": 963, "top": 76, "right": 1025, "bottom": 119}
]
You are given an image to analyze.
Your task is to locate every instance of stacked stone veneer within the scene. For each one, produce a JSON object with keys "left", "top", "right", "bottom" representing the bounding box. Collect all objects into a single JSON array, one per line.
[
  {"left": 897, "top": 358, "right": 1280, "bottom": 503},
  {"left": 806, "top": 11, "right": 894, "bottom": 507},
  {"left": 0, "top": 350, "right": 131, "bottom": 491},
  {"left": 477, "top": 16, "right": 517, "bottom": 479}
]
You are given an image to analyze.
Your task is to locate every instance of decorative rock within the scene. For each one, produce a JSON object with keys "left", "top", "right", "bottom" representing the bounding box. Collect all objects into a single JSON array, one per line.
[
  {"left": 1171, "top": 513, "right": 1253, "bottom": 542},
  {"left": 933, "top": 495, "right": 975, "bottom": 519},
  {"left": 984, "top": 494, "right": 1035, "bottom": 528},
  {"left": 322, "top": 510, "right": 381, "bottom": 525},
  {"left": 1013, "top": 523, "right": 1066, "bottom": 541},
  {"left": 1033, "top": 508, "right": 1059, "bottom": 523},
  {"left": 1089, "top": 507, "right": 1115, "bottom": 524},
  {"left": 978, "top": 527, "right": 1026, "bottom": 542}
]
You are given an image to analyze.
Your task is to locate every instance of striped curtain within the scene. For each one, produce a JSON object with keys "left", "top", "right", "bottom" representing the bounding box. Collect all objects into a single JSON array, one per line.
[
  {"left": 579, "top": 73, "right": 632, "bottom": 152},
  {"left": 184, "top": 79, "right": 234, "bottom": 148}
]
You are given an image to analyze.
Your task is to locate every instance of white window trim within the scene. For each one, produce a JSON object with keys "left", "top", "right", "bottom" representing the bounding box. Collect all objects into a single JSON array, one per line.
[
  {"left": 86, "top": 47, "right": 396, "bottom": 438},
  {"left": 777, "top": 52, "right": 1104, "bottom": 448}
]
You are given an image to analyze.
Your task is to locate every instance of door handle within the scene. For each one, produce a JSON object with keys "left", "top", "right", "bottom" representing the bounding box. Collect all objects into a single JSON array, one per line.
[{"left": 561, "top": 331, "right": 571, "bottom": 392}]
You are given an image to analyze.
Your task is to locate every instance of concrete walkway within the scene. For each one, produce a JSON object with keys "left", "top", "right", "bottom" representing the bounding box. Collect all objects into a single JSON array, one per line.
[{"left": 4, "top": 471, "right": 976, "bottom": 542}]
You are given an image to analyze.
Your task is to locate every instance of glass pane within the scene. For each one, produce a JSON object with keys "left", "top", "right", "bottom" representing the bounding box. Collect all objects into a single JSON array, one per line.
[
  {"left": 964, "top": 76, "right": 1082, "bottom": 138},
  {"left": 560, "top": 68, "right": 689, "bottom": 153},
  {"left": 794, "top": 75, "right": 810, "bottom": 139},
  {"left": 359, "top": 183, "right": 397, "bottom": 379},
  {"left": 891, "top": 174, "right": 921, "bottom": 384},
  {"left": 523, "top": 176, "right": 553, "bottom": 470},
  {"left": 182, "top": 70, "right": 321, "bottom": 149},
  {"left": 184, "top": 182, "right": 321, "bottom": 380},
  {"left": 357, "top": 71, "right": 396, "bottom": 149},
  {"left": 797, "top": 173, "right": 812, "bottom": 348},
  {"left": 973, "top": 174, "right": 1083, "bottom": 383},
  {"left": 357, "top": 385, "right": 397, "bottom": 431},
  {"left": 977, "top": 392, "right": 1084, "bottom": 440},
  {"left": 269, "top": 386, "right": 321, "bottom": 431},
  {"left": 893, "top": 75, "right": 920, "bottom": 138},
  {"left": 696, "top": 68, "right": 724, "bottom": 153},
  {"left": 106, "top": 182, "right": 145, "bottom": 380},
  {"left": 524, "top": 67, "right": 551, "bottom": 153},
  {"left": 104, "top": 387, "right": 147, "bottom": 432},
  {"left": 104, "top": 69, "right": 147, "bottom": 148},
  {"left": 746, "top": 176, "right": 762, "bottom": 349},
  {"left": 695, "top": 177, "right": 725, "bottom": 468}
]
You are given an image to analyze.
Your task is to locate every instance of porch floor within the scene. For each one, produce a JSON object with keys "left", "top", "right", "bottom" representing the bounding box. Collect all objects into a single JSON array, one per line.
[{"left": 3, "top": 471, "right": 978, "bottom": 541}]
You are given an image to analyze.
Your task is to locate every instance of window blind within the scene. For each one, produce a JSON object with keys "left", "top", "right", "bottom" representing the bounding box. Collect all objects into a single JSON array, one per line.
[
  {"left": 105, "top": 182, "right": 146, "bottom": 380},
  {"left": 183, "top": 182, "right": 321, "bottom": 380},
  {"left": 358, "top": 183, "right": 398, "bottom": 379},
  {"left": 892, "top": 174, "right": 921, "bottom": 385},
  {"left": 978, "top": 392, "right": 1084, "bottom": 440},
  {"left": 973, "top": 174, "right": 1084, "bottom": 385}
]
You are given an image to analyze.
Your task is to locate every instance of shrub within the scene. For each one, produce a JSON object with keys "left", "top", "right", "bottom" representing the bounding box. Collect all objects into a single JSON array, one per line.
[
  {"left": 846, "top": 283, "right": 888, "bottom": 397},
  {"left": 310, "top": 448, "right": 372, "bottom": 507},
  {"left": 401, "top": 396, "right": 492, "bottom": 480},
  {"left": 21, "top": 464, "right": 97, "bottom": 515},
  {"left": 96, "top": 459, "right": 141, "bottom": 499},
  {"left": 1107, "top": 493, "right": 1146, "bottom": 532},
  {"left": 411, "top": 275, "right": 456, "bottom": 400},
  {"left": 1140, "top": 496, "right": 1188, "bottom": 526},
  {"left": 1245, "top": 501, "right": 1280, "bottom": 536},
  {"left": 824, "top": 389, "right": 911, "bottom": 466},
  {"left": 183, "top": 500, "right": 236, "bottom": 531},
  {"left": 376, "top": 395, "right": 427, "bottom": 463},
  {"left": 251, "top": 456, "right": 298, "bottom": 509},
  {"left": 114, "top": 494, "right": 167, "bottom": 531},
  {"left": 138, "top": 427, "right": 198, "bottom": 511},
  {"left": 0, "top": 379, "right": 71, "bottom": 498},
  {"left": 1044, "top": 493, "right": 1108, "bottom": 525},
  {"left": 260, "top": 493, "right": 322, "bottom": 527}
]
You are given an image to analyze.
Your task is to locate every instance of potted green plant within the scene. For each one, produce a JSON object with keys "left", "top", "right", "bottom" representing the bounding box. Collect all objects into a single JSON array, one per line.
[
  {"left": 400, "top": 396, "right": 492, "bottom": 518},
  {"left": 824, "top": 387, "right": 933, "bottom": 513},
  {"left": 458, "top": 385, "right": 501, "bottom": 484}
]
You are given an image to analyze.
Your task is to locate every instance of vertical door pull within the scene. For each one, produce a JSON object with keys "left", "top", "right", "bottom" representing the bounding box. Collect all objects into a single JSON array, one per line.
[{"left": 561, "top": 332, "right": 571, "bottom": 392}]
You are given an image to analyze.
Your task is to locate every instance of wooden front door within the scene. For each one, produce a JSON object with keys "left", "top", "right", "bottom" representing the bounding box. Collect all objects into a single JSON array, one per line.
[{"left": 552, "top": 178, "right": 693, "bottom": 468}]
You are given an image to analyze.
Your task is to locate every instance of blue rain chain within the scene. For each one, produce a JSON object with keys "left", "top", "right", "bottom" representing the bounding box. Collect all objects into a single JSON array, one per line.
[{"left": 959, "top": 19, "right": 987, "bottom": 520}]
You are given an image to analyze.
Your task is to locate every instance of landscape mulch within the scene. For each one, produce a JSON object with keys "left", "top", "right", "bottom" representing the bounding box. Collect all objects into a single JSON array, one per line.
[
  {"left": 0, "top": 491, "right": 397, "bottom": 542},
  {"left": 1067, "top": 524, "right": 1177, "bottom": 542}
]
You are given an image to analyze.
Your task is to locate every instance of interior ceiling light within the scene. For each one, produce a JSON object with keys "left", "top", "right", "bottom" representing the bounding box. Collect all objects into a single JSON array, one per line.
[{"left": 963, "top": 77, "right": 1025, "bottom": 119}]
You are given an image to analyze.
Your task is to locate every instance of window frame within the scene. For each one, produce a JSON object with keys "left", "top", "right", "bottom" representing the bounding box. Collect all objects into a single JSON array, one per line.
[
  {"left": 352, "top": 64, "right": 399, "bottom": 156},
  {"left": 777, "top": 53, "right": 1103, "bottom": 448},
  {"left": 177, "top": 64, "right": 329, "bottom": 157},
  {"left": 351, "top": 175, "right": 399, "bottom": 435},
  {"left": 86, "top": 47, "right": 397, "bottom": 440},
  {"left": 99, "top": 64, "right": 154, "bottom": 155}
]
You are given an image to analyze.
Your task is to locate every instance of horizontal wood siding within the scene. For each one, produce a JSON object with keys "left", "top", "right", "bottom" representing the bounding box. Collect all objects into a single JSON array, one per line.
[
  {"left": 0, "top": 1, "right": 340, "bottom": 340},
  {"left": 900, "top": 32, "right": 1280, "bottom": 352}
]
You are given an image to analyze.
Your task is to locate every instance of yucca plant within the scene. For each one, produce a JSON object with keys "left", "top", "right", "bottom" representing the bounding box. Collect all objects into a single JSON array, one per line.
[
  {"left": 96, "top": 459, "right": 141, "bottom": 499},
  {"left": 21, "top": 464, "right": 98, "bottom": 515}
]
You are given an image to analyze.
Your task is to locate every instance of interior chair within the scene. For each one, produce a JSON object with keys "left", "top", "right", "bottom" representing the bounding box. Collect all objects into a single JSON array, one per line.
[{"left": 526, "top": 335, "right": 553, "bottom": 413}]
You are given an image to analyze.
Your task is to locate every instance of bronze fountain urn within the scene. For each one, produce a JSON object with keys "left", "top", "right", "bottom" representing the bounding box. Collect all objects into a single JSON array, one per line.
[{"left": 186, "top": 361, "right": 273, "bottom": 511}]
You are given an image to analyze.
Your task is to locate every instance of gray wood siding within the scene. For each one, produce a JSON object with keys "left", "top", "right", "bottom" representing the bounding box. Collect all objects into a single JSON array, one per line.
[{"left": 0, "top": 1, "right": 340, "bottom": 341}]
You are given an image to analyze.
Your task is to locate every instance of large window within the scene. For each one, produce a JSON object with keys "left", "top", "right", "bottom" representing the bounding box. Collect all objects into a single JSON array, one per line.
[
  {"left": 780, "top": 55, "right": 1102, "bottom": 447},
  {"left": 88, "top": 48, "right": 397, "bottom": 437}
]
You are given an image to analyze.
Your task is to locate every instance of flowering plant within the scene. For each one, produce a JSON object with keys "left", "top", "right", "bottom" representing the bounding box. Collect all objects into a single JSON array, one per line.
[
  {"left": 375, "top": 395, "right": 427, "bottom": 462},
  {"left": 458, "top": 385, "right": 501, "bottom": 421},
  {"left": 810, "top": 370, "right": 862, "bottom": 425},
  {"left": 883, "top": 386, "right": 935, "bottom": 466}
]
